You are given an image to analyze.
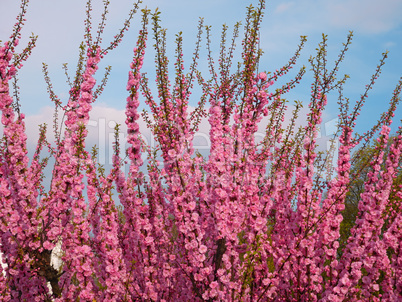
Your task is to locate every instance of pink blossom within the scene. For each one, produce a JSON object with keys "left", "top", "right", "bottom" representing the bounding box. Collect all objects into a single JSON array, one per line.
[
  {"left": 168, "top": 149, "right": 176, "bottom": 158},
  {"left": 199, "top": 245, "right": 208, "bottom": 254},
  {"left": 258, "top": 72, "right": 267, "bottom": 81}
]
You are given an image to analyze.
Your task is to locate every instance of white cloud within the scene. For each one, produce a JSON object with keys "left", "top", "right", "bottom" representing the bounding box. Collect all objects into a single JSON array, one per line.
[
  {"left": 384, "top": 41, "right": 396, "bottom": 49},
  {"left": 19, "top": 104, "right": 147, "bottom": 165},
  {"left": 327, "top": 0, "right": 402, "bottom": 34},
  {"left": 274, "top": 2, "right": 295, "bottom": 14},
  {"left": 262, "top": 0, "right": 402, "bottom": 50},
  {"left": 19, "top": 103, "right": 213, "bottom": 166}
]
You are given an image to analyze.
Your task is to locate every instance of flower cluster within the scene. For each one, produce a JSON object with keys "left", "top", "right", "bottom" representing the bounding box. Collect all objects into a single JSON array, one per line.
[{"left": 0, "top": 0, "right": 401, "bottom": 301}]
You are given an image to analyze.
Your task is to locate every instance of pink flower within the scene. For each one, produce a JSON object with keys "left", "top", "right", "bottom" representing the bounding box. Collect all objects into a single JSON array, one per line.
[
  {"left": 255, "top": 216, "right": 266, "bottom": 230},
  {"left": 258, "top": 72, "right": 267, "bottom": 81},
  {"left": 188, "top": 201, "right": 196, "bottom": 211},
  {"left": 145, "top": 236, "right": 154, "bottom": 245},
  {"left": 43, "top": 241, "right": 54, "bottom": 250},
  {"left": 215, "top": 188, "right": 227, "bottom": 199},
  {"left": 210, "top": 281, "right": 218, "bottom": 289},
  {"left": 168, "top": 149, "right": 177, "bottom": 158},
  {"left": 199, "top": 245, "right": 208, "bottom": 254},
  {"left": 191, "top": 212, "right": 199, "bottom": 221}
]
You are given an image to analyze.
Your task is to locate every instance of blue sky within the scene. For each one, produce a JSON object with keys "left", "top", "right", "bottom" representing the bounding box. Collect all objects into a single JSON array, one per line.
[{"left": 1, "top": 0, "right": 402, "bottom": 165}]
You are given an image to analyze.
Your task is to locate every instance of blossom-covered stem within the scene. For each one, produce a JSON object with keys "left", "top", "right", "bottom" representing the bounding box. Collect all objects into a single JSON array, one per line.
[
  {"left": 330, "top": 125, "right": 400, "bottom": 300},
  {"left": 0, "top": 24, "right": 47, "bottom": 298},
  {"left": 319, "top": 126, "right": 353, "bottom": 299},
  {"left": 49, "top": 47, "right": 102, "bottom": 300}
]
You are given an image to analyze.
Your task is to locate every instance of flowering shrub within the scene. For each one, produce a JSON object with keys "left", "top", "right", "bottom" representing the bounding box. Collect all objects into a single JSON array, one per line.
[{"left": 0, "top": 0, "right": 402, "bottom": 301}]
